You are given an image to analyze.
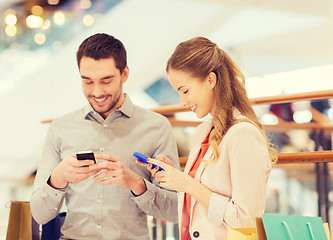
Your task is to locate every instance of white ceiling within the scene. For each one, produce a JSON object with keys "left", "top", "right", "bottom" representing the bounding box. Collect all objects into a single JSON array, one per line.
[{"left": 1, "top": 0, "right": 333, "bottom": 179}]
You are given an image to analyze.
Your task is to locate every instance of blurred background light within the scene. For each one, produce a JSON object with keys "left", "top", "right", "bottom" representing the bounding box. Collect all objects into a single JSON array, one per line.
[
  {"left": 293, "top": 110, "right": 313, "bottom": 123},
  {"left": 53, "top": 11, "right": 65, "bottom": 25},
  {"left": 260, "top": 113, "right": 279, "bottom": 125},
  {"left": 48, "top": 0, "right": 60, "bottom": 5},
  {"left": 52, "top": 41, "right": 63, "bottom": 51},
  {"left": 34, "top": 33, "right": 46, "bottom": 45},
  {"left": 5, "top": 13, "right": 17, "bottom": 26},
  {"left": 328, "top": 108, "right": 333, "bottom": 120},
  {"left": 41, "top": 19, "right": 51, "bottom": 30},
  {"left": 31, "top": 5, "right": 43, "bottom": 16},
  {"left": 5, "top": 25, "right": 17, "bottom": 37},
  {"left": 26, "top": 15, "right": 43, "bottom": 28},
  {"left": 80, "top": 0, "right": 92, "bottom": 9},
  {"left": 82, "top": 14, "right": 94, "bottom": 27}
]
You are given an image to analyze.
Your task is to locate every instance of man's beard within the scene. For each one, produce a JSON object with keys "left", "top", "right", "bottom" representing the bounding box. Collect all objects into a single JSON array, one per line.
[{"left": 91, "top": 88, "right": 122, "bottom": 116}]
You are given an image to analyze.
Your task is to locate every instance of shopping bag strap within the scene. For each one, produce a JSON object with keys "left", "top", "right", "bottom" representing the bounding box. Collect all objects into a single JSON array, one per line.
[
  {"left": 307, "top": 222, "right": 315, "bottom": 240},
  {"left": 282, "top": 221, "right": 316, "bottom": 240},
  {"left": 281, "top": 221, "right": 294, "bottom": 240}
]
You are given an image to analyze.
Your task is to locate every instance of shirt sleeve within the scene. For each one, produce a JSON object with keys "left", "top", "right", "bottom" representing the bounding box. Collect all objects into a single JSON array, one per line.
[
  {"left": 131, "top": 118, "right": 180, "bottom": 223},
  {"left": 207, "top": 123, "right": 271, "bottom": 227},
  {"left": 30, "top": 123, "right": 66, "bottom": 224}
]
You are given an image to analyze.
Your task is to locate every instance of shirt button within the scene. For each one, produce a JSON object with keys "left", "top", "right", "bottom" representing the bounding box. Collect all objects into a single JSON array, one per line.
[
  {"left": 96, "top": 198, "right": 101, "bottom": 204},
  {"left": 53, "top": 208, "right": 57, "bottom": 212},
  {"left": 100, "top": 147, "right": 104, "bottom": 152},
  {"left": 97, "top": 224, "right": 101, "bottom": 230},
  {"left": 193, "top": 231, "right": 199, "bottom": 238},
  {"left": 103, "top": 123, "right": 108, "bottom": 128}
]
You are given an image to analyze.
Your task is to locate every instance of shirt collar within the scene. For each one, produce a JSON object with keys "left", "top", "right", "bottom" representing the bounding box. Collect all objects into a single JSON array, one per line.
[
  {"left": 83, "top": 93, "right": 134, "bottom": 120},
  {"left": 118, "top": 94, "right": 134, "bottom": 118}
]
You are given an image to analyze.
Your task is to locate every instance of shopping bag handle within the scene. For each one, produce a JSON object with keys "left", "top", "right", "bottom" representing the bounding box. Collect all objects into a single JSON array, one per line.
[
  {"left": 282, "top": 221, "right": 316, "bottom": 240},
  {"left": 281, "top": 221, "right": 294, "bottom": 240},
  {"left": 307, "top": 222, "right": 315, "bottom": 240}
]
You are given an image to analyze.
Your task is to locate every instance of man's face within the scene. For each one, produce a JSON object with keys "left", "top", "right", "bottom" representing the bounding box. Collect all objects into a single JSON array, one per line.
[{"left": 79, "top": 56, "right": 129, "bottom": 119}]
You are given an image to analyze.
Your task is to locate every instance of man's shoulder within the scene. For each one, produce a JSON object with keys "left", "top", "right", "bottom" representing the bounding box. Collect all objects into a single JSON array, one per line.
[
  {"left": 131, "top": 105, "right": 172, "bottom": 131},
  {"left": 133, "top": 105, "right": 167, "bottom": 121},
  {"left": 51, "top": 107, "right": 86, "bottom": 125}
]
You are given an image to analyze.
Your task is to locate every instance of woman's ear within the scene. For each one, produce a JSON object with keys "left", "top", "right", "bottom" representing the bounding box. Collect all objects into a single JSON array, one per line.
[{"left": 207, "top": 72, "right": 217, "bottom": 89}]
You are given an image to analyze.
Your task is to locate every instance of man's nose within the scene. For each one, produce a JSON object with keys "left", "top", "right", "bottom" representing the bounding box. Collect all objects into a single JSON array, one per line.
[{"left": 92, "top": 84, "right": 104, "bottom": 97}]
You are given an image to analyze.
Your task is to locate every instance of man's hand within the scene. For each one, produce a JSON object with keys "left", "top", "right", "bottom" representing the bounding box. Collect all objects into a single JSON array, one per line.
[
  {"left": 49, "top": 153, "right": 98, "bottom": 189},
  {"left": 89, "top": 154, "right": 147, "bottom": 196}
]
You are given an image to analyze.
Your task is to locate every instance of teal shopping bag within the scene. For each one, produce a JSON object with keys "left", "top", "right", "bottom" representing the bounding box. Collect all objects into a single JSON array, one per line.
[{"left": 262, "top": 214, "right": 328, "bottom": 240}]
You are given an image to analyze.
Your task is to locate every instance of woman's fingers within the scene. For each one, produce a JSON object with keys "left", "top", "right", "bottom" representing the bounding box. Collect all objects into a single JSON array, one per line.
[
  {"left": 155, "top": 155, "right": 175, "bottom": 167},
  {"left": 147, "top": 158, "right": 168, "bottom": 170},
  {"left": 135, "top": 159, "right": 148, "bottom": 167}
]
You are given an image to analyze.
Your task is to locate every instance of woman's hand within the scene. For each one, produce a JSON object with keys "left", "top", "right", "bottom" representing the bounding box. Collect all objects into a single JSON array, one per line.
[
  {"left": 135, "top": 155, "right": 174, "bottom": 178},
  {"left": 146, "top": 155, "right": 213, "bottom": 210},
  {"left": 147, "top": 157, "right": 193, "bottom": 193}
]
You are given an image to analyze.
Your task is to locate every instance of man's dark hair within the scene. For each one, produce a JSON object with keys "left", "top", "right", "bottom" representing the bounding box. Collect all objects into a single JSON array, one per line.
[{"left": 76, "top": 33, "right": 127, "bottom": 73}]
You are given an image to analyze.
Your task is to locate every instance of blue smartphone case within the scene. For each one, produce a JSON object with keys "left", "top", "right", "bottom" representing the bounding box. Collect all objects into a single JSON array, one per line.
[{"left": 133, "top": 152, "right": 164, "bottom": 171}]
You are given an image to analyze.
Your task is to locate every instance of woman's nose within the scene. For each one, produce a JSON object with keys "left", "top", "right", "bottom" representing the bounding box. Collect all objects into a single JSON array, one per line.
[{"left": 180, "top": 95, "right": 187, "bottom": 107}]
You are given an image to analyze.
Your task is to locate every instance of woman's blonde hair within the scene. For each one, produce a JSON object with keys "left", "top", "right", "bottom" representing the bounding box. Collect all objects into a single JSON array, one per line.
[{"left": 166, "top": 37, "right": 277, "bottom": 164}]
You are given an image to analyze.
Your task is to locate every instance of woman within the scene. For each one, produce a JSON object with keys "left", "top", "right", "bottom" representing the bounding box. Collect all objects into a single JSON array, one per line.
[{"left": 141, "top": 37, "right": 277, "bottom": 239}]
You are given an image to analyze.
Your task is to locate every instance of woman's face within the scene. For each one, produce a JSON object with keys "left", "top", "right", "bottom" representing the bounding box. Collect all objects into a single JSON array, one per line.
[{"left": 168, "top": 69, "right": 216, "bottom": 119}]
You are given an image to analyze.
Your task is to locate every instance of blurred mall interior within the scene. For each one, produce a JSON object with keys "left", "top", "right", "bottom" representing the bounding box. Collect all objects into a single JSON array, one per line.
[{"left": 1, "top": 0, "right": 333, "bottom": 239}]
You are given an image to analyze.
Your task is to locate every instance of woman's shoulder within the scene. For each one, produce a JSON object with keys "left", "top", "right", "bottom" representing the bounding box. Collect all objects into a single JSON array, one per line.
[
  {"left": 228, "top": 119, "right": 260, "bottom": 135},
  {"left": 224, "top": 119, "right": 265, "bottom": 146},
  {"left": 194, "top": 120, "right": 213, "bottom": 136},
  {"left": 189, "top": 119, "right": 213, "bottom": 146}
]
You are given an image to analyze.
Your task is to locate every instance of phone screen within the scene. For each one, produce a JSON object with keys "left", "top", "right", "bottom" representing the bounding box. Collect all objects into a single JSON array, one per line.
[{"left": 76, "top": 151, "right": 96, "bottom": 164}]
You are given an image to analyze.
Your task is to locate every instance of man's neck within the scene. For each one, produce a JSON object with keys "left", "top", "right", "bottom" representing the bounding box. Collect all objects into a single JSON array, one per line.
[{"left": 101, "top": 93, "right": 126, "bottom": 119}]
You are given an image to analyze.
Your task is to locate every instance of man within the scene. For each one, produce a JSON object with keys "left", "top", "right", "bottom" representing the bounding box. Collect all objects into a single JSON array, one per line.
[{"left": 31, "top": 33, "right": 179, "bottom": 239}]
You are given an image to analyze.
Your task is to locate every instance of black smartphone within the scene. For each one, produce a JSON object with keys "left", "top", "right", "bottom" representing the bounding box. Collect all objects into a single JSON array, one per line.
[{"left": 76, "top": 151, "right": 96, "bottom": 164}]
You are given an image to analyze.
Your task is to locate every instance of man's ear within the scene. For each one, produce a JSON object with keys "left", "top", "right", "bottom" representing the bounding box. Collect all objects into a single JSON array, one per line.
[{"left": 121, "top": 66, "right": 129, "bottom": 84}]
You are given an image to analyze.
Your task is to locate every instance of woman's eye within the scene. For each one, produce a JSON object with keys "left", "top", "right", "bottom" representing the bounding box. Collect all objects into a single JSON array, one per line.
[{"left": 183, "top": 90, "right": 188, "bottom": 94}]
